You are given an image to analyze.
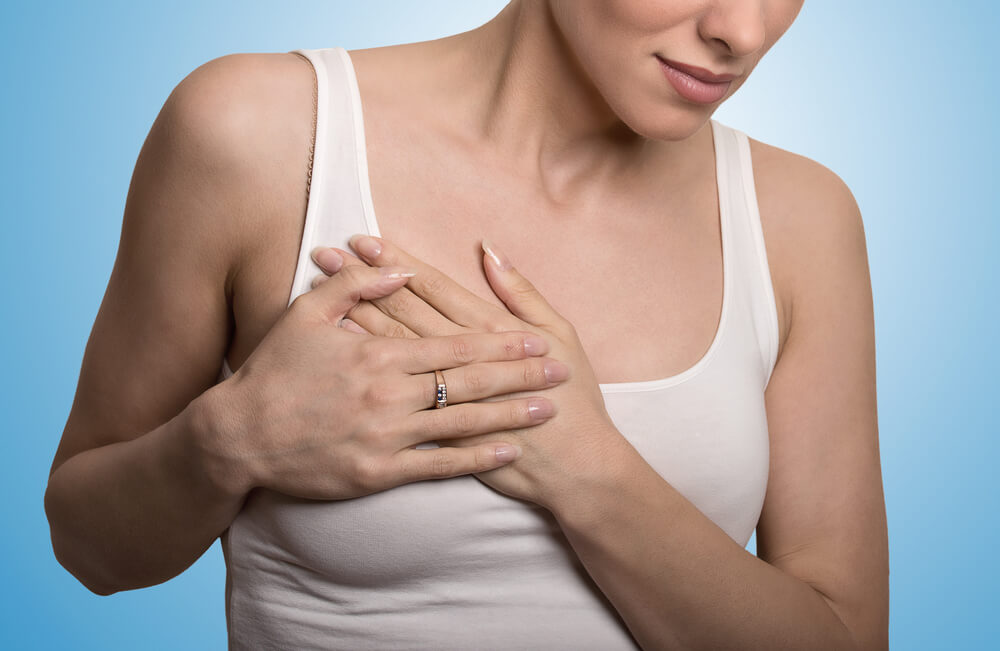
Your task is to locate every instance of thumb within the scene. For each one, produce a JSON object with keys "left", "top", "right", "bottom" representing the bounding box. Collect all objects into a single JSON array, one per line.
[
  {"left": 481, "top": 238, "right": 561, "bottom": 327},
  {"left": 308, "top": 263, "right": 415, "bottom": 325}
]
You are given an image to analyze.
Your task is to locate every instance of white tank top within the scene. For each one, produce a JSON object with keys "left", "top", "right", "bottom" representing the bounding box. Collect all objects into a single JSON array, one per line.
[{"left": 216, "top": 45, "right": 778, "bottom": 650}]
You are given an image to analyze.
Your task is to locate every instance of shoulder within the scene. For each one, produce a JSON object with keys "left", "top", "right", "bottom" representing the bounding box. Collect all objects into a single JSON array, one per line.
[
  {"left": 163, "top": 51, "right": 316, "bottom": 181},
  {"left": 168, "top": 51, "right": 315, "bottom": 145},
  {"left": 152, "top": 51, "right": 318, "bottom": 285},
  {"left": 745, "top": 136, "right": 869, "bottom": 363}
]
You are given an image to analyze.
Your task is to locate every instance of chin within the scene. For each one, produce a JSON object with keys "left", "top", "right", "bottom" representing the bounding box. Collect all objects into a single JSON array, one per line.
[{"left": 622, "top": 102, "right": 715, "bottom": 142}]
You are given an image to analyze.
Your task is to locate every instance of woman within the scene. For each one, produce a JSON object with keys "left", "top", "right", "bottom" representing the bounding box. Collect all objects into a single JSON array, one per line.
[{"left": 44, "top": 1, "right": 888, "bottom": 649}]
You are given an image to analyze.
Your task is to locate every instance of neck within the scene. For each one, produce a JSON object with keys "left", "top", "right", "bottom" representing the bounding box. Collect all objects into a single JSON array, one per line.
[{"left": 431, "top": 0, "right": 705, "bottom": 206}]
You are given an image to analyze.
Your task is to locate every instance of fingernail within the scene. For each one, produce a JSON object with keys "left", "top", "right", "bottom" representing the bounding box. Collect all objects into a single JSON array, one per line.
[
  {"left": 523, "top": 335, "right": 548, "bottom": 356},
  {"left": 311, "top": 247, "right": 343, "bottom": 271},
  {"left": 350, "top": 234, "right": 382, "bottom": 259},
  {"left": 311, "top": 274, "right": 330, "bottom": 289},
  {"left": 527, "top": 399, "right": 555, "bottom": 421},
  {"left": 380, "top": 265, "right": 416, "bottom": 280},
  {"left": 495, "top": 444, "right": 522, "bottom": 462},
  {"left": 340, "top": 318, "right": 368, "bottom": 334},
  {"left": 543, "top": 360, "right": 569, "bottom": 383},
  {"left": 482, "top": 237, "right": 512, "bottom": 271}
]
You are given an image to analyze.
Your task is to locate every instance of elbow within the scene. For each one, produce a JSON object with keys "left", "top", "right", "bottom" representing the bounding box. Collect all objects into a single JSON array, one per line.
[
  {"left": 44, "top": 483, "right": 121, "bottom": 597},
  {"left": 72, "top": 568, "right": 120, "bottom": 597}
]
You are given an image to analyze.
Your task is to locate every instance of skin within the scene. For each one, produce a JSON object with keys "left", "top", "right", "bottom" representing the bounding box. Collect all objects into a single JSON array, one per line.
[
  {"left": 319, "top": 2, "right": 886, "bottom": 648},
  {"left": 44, "top": 0, "right": 888, "bottom": 648}
]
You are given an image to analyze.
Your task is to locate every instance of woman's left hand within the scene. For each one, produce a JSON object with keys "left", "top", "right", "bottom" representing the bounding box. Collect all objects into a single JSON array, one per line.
[{"left": 309, "top": 234, "right": 632, "bottom": 512}]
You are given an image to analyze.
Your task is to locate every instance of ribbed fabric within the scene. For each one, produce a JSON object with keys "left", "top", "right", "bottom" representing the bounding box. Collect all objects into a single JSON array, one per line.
[{"left": 216, "top": 46, "right": 779, "bottom": 650}]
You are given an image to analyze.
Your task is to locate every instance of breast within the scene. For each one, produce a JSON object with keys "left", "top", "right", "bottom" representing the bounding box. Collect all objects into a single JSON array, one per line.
[
  {"left": 222, "top": 353, "right": 769, "bottom": 648},
  {"left": 599, "top": 364, "right": 771, "bottom": 546},
  {"left": 227, "top": 355, "right": 769, "bottom": 579}
]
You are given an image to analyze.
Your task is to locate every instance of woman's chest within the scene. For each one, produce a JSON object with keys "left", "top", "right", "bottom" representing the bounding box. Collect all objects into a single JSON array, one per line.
[{"left": 235, "top": 172, "right": 724, "bottom": 393}]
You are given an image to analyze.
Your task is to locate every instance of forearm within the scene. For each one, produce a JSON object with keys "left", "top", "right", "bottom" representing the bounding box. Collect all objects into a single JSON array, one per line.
[
  {"left": 548, "top": 440, "right": 859, "bottom": 651},
  {"left": 44, "top": 384, "right": 248, "bottom": 595}
]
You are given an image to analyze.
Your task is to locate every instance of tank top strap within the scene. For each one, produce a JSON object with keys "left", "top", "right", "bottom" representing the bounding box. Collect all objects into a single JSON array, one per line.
[
  {"left": 284, "top": 46, "right": 372, "bottom": 307},
  {"left": 709, "top": 119, "right": 780, "bottom": 388},
  {"left": 215, "top": 46, "right": 373, "bottom": 384}
]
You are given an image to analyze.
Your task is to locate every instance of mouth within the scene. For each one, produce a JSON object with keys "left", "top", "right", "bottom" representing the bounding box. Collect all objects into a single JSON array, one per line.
[
  {"left": 654, "top": 55, "right": 738, "bottom": 83},
  {"left": 655, "top": 55, "right": 734, "bottom": 104}
]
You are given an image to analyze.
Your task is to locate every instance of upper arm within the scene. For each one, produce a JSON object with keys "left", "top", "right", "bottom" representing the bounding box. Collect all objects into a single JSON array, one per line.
[
  {"left": 754, "top": 152, "right": 889, "bottom": 650},
  {"left": 49, "top": 54, "right": 290, "bottom": 476}
]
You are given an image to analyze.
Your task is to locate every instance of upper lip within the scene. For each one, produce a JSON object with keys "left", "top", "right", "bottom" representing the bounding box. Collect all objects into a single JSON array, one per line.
[{"left": 655, "top": 55, "right": 738, "bottom": 83}]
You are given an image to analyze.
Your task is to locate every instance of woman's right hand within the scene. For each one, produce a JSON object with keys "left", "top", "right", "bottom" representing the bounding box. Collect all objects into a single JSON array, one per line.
[{"left": 213, "top": 263, "right": 566, "bottom": 502}]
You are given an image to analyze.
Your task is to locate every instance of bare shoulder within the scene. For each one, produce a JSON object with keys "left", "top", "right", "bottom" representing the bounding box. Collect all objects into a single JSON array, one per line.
[
  {"left": 169, "top": 51, "right": 319, "bottom": 361},
  {"left": 746, "top": 136, "right": 869, "bottom": 363},
  {"left": 167, "top": 51, "right": 317, "bottom": 267}
]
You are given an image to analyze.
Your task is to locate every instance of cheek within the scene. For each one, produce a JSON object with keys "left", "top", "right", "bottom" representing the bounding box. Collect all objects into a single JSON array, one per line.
[
  {"left": 606, "top": 0, "right": 701, "bottom": 29},
  {"left": 553, "top": 0, "right": 693, "bottom": 48},
  {"left": 760, "top": 0, "right": 806, "bottom": 52},
  {"left": 548, "top": 0, "right": 666, "bottom": 98}
]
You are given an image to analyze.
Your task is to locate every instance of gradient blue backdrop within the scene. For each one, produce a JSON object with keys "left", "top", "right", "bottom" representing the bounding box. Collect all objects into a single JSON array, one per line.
[{"left": 2, "top": 1, "right": 996, "bottom": 649}]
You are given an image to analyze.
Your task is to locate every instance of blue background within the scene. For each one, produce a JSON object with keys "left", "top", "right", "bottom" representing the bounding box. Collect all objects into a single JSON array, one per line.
[{"left": 2, "top": 1, "right": 996, "bottom": 649}]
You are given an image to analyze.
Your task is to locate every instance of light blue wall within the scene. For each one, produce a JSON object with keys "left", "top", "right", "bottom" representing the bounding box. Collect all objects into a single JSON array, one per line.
[{"left": 2, "top": 2, "right": 995, "bottom": 649}]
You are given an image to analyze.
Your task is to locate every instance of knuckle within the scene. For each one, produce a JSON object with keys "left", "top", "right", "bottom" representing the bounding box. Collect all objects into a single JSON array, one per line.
[
  {"left": 452, "top": 408, "right": 476, "bottom": 435},
  {"left": 509, "top": 279, "right": 538, "bottom": 301},
  {"left": 522, "top": 359, "right": 546, "bottom": 386},
  {"left": 379, "top": 294, "right": 410, "bottom": 318},
  {"left": 473, "top": 447, "right": 495, "bottom": 472},
  {"left": 508, "top": 400, "right": 529, "bottom": 424},
  {"left": 407, "top": 337, "right": 434, "bottom": 366},
  {"left": 384, "top": 321, "right": 409, "bottom": 339},
  {"left": 358, "top": 340, "right": 392, "bottom": 371},
  {"left": 373, "top": 243, "right": 396, "bottom": 264},
  {"left": 340, "top": 263, "right": 369, "bottom": 283},
  {"left": 395, "top": 455, "right": 416, "bottom": 482},
  {"left": 288, "top": 290, "right": 313, "bottom": 314},
  {"left": 421, "top": 273, "right": 449, "bottom": 299},
  {"left": 556, "top": 316, "right": 578, "bottom": 339},
  {"left": 503, "top": 334, "right": 524, "bottom": 357},
  {"left": 430, "top": 452, "right": 456, "bottom": 478},
  {"left": 350, "top": 457, "right": 381, "bottom": 491},
  {"left": 462, "top": 369, "right": 484, "bottom": 394},
  {"left": 425, "top": 408, "right": 446, "bottom": 436},
  {"left": 486, "top": 320, "right": 508, "bottom": 334},
  {"left": 451, "top": 337, "right": 474, "bottom": 364},
  {"left": 290, "top": 292, "right": 328, "bottom": 324},
  {"left": 333, "top": 265, "right": 369, "bottom": 297}
]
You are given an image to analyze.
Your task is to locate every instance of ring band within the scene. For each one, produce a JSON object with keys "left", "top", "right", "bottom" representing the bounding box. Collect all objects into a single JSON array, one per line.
[{"left": 434, "top": 370, "right": 448, "bottom": 409}]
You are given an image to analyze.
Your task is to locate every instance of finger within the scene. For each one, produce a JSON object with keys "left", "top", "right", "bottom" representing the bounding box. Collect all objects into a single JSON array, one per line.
[
  {"left": 482, "top": 237, "right": 567, "bottom": 329},
  {"left": 390, "top": 330, "right": 550, "bottom": 375},
  {"left": 402, "top": 396, "right": 555, "bottom": 447},
  {"left": 406, "top": 356, "right": 569, "bottom": 411},
  {"left": 310, "top": 246, "right": 344, "bottom": 273},
  {"left": 310, "top": 255, "right": 418, "bottom": 338},
  {"left": 389, "top": 442, "right": 523, "bottom": 486},
  {"left": 348, "top": 234, "right": 509, "bottom": 327},
  {"left": 319, "top": 247, "right": 464, "bottom": 337},
  {"left": 345, "top": 302, "right": 420, "bottom": 339},
  {"left": 303, "top": 262, "right": 416, "bottom": 325},
  {"left": 339, "top": 318, "right": 371, "bottom": 335}
]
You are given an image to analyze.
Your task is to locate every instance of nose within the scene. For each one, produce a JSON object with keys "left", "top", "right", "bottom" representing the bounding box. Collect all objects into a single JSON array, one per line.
[{"left": 698, "top": 0, "right": 767, "bottom": 58}]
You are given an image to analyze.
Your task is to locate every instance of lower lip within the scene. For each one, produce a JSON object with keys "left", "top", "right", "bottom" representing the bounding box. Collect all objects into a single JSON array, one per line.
[{"left": 657, "top": 58, "right": 731, "bottom": 104}]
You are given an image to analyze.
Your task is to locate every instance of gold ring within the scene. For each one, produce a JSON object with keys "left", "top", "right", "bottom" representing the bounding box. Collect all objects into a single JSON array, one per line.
[{"left": 434, "top": 370, "right": 447, "bottom": 409}]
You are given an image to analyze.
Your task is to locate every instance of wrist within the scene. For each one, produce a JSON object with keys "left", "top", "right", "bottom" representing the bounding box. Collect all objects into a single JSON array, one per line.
[
  {"left": 185, "top": 381, "right": 258, "bottom": 500},
  {"left": 544, "top": 431, "right": 644, "bottom": 533}
]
